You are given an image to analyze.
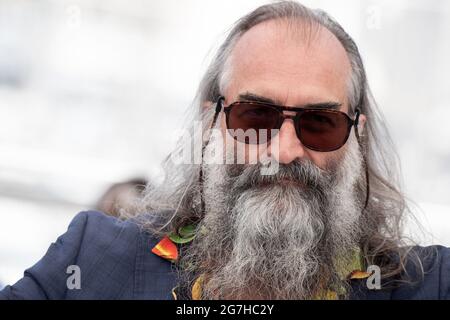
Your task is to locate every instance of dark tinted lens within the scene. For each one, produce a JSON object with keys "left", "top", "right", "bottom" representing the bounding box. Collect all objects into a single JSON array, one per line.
[
  {"left": 227, "top": 103, "right": 281, "bottom": 144},
  {"left": 299, "top": 110, "right": 350, "bottom": 151}
]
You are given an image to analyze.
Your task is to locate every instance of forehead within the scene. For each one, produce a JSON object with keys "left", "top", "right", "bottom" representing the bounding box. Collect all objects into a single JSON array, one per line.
[{"left": 225, "top": 19, "right": 352, "bottom": 108}]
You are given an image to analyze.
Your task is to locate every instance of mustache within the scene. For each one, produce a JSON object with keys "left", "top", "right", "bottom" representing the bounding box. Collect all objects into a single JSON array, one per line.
[{"left": 225, "top": 159, "right": 335, "bottom": 194}]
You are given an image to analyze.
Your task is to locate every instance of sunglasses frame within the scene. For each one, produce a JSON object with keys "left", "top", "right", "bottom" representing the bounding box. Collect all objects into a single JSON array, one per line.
[{"left": 221, "top": 100, "right": 361, "bottom": 152}]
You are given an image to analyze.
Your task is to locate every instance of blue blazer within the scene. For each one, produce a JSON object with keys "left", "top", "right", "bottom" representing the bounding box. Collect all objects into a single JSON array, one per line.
[{"left": 1, "top": 211, "right": 450, "bottom": 300}]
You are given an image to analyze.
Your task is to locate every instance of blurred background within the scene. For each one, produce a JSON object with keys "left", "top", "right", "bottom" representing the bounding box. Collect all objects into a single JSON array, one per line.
[{"left": 0, "top": 0, "right": 449, "bottom": 287}]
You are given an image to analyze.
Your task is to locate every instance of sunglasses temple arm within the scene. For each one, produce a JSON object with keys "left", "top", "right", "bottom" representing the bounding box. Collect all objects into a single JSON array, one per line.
[
  {"left": 210, "top": 96, "right": 225, "bottom": 129},
  {"left": 354, "top": 109, "right": 370, "bottom": 210},
  {"left": 198, "top": 96, "right": 226, "bottom": 218}
]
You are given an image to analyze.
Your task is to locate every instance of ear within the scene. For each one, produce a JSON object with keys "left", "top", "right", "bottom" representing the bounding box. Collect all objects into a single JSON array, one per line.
[
  {"left": 203, "top": 101, "right": 213, "bottom": 110},
  {"left": 358, "top": 114, "right": 367, "bottom": 134}
]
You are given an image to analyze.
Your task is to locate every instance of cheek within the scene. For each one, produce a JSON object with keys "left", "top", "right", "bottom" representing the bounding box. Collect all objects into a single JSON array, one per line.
[
  {"left": 220, "top": 117, "right": 269, "bottom": 164},
  {"left": 306, "top": 148, "right": 344, "bottom": 171}
]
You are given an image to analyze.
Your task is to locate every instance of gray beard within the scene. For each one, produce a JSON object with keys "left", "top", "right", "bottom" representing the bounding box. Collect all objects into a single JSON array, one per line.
[{"left": 179, "top": 135, "right": 365, "bottom": 300}]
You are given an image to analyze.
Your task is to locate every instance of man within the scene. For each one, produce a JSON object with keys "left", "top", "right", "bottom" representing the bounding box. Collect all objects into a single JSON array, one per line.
[{"left": 1, "top": 1, "right": 449, "bottom": 300}]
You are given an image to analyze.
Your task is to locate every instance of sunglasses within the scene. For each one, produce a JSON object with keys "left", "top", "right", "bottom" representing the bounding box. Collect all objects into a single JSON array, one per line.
[{"left": 215, "top": 97, "right": 361, "bottom": 152}]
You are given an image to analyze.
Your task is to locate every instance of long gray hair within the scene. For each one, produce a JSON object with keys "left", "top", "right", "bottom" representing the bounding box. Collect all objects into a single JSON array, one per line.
[{"left": 128, "top": 1, "right": 423, "bottom": 284}]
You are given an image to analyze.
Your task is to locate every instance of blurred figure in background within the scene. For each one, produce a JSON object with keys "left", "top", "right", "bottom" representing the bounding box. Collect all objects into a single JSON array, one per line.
[{"left": 96, "top": 178, "right": 147, "bottom": 218}]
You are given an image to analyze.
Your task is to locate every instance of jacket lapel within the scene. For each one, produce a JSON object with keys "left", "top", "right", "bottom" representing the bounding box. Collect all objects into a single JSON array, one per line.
[{"left": 133, "top": 230, "right": 178, "bottom": 300}]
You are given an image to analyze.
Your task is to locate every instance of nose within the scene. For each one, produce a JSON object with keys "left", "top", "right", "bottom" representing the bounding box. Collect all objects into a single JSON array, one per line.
[{"left": 269, "top": 118, "right": 308, "bottom": 164}]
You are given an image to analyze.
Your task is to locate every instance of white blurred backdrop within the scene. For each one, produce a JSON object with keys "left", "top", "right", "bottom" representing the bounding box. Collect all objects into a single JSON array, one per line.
[{"left": 0, "top": 0, "right": 449, "bottom": 287}]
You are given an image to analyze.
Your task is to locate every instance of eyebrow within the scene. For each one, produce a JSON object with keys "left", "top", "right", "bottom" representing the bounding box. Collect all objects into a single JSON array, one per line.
[{"left": 237, "top": 92, "right": 342, "bottom": 110}]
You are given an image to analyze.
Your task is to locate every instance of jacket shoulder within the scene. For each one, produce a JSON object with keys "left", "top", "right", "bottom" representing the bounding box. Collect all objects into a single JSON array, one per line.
[
  {"left": 390, "top": 245, "right": 450, "bottom": 299},
  {"left": 350, "top": 245, "right": 450, "bottom": 300},
  {"left": 0, "top": 210, "right": 143, "bottom": 299},
  {"left": 416, "top": 245, "right": 450, "bottom": 299}
]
